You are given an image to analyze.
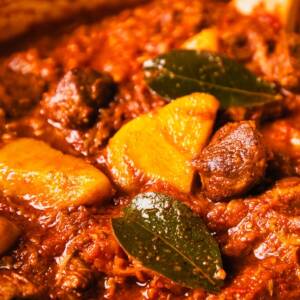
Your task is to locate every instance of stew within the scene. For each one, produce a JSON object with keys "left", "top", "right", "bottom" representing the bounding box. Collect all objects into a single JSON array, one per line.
[{"left": 0, "top": 0, "right": 299, "bottom": 299}]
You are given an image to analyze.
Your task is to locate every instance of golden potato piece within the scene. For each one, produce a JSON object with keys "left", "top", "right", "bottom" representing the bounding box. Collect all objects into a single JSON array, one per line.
[
  {"left": 182, "top": 27, "right": 219, "bottom": 52},
  {"left": 108, "top": 115, "right": 193, "bottom": 193},
  {"left": 157, "top": 93, "right": 220, "bottom": 160},
  {"left": 107, "top": 93, "right": 219, "bottom": 193},
  {"left": 0, "top": 138, "right": 113, "bottom": 209},
  {"left": 0, "top": 217, "right": 20, "bottom": 256}
]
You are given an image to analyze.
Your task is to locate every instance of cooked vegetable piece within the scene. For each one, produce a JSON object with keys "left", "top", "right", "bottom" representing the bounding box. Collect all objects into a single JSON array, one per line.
[
  {"left": 182, "top": 27, "right": 219, "bottom": 52},
  {"left": 107, "top": 93, "right": 219, "bottom": 193},
  {"left": 108, "top": 115, "right": 192, "bottom": 192},
  {"left": 0, "top": 138, "right": 113, "bottom": 209},
  {"left": 112, "top": 192, "right": 225, "bottom": 291},
  {"left": 157, "top": 93, "right": 219, "bottom": 160},
  {"left": 194, "top": 121, "right": 267, "bottom": 201},
  {"left": 144, "top": 50, "right": 280, "bottom": 108},
  {"left": 43, "top": 68, "right": 116, "bottom": 129},
  {"left": 0, "top": 217, "right": 20, "bottom": 256}
]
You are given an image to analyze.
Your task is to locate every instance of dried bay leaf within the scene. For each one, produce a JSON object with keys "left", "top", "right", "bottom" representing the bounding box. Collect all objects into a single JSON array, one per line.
[
  {"left": 112, "top": 192, "right": 224, "bottom": 292},
  {"left": 144, "top": 50, "right": 280, "bottom": 108}
]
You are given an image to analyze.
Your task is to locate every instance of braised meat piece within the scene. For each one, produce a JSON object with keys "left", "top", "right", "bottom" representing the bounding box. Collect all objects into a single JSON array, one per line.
[
  {"left": 206, "top": 177, "right": 300, "bottom": 299},
  {"left": 43, "top": 68, "right": 116, "bottom": 129},
  {"left": 0, "top": 217, "right": 20, "bottom": 256},
  {"left": 0, "top": 68, "right": 46, "bottom": 118},
  {"left": 194, "top": 121, "right": 267, "bottom": 201}
]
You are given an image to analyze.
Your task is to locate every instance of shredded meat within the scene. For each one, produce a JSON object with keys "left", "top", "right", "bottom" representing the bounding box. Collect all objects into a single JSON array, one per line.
[
  {"left": 218, "top": 10, "right": 300, "bottom": 89},
  {"left": 207, "top": 177, "right": 300, "bottom": 299},
  {"left": 0, "top": 68, "right": 46, "bottom": 118},
  {"left": 0, "top": 272, "right": 40, "bottom": 300},
  {"left": 262, "top": 113, "right": 300, "bottom": 177}
]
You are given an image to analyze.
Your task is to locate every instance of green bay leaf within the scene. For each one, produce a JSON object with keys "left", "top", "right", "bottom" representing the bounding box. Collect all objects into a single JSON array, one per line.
[
  {"left": 144, "top": 50, "right": 280, "bottom": 108},
  {"left": 111, "top": 192, "right": 224, "bottom": 292}
]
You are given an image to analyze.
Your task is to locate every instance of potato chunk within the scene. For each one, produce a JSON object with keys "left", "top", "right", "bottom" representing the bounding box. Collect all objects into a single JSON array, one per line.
[
  {"left": 107, "top": 93, "right": 219, "bottom": 193},
  {"left": 0, "top": 217, "right": 20, "bottom": 255},
  {"left": 157, "top": 93, "right": 220, "bottom": 160},
  {"left": 182, "top": 27, "right": 219, "bottom": 52},
  {"left": 0, "top": 138, "right": 113, "bottom": 209}
]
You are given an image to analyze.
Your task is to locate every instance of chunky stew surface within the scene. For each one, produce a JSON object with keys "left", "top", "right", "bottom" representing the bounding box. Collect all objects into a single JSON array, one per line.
[{"left": 0, "top": 0, "right": 300, "bottom": 299}]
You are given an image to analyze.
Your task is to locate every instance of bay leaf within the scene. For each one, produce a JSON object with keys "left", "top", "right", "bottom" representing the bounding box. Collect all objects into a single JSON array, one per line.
[
  {"left": 144, "top": 50, "right": 280, "bottom": 108},
  {"left": 111, "top": 192, "right": 224, "bottom": 292}
]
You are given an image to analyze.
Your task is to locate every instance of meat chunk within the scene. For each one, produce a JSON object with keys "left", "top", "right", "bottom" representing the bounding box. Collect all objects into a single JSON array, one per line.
[
  {"left": 0, "top": 68, "right": 46, "bottom": 118},
  {"left": 0, "top": 217, "right": 20, "bottom": 256},
  {"left": 43, "top": 68, "right": 116, "bottom": 129},
  {"left": 216, "top": 177, "right": 300, "bottom": 298},
  {"left": 194, "top": 121, "right": 267, "bottom": 201},
  {"left": 206, "top": 177, "right": 300, "bottom": 299}
]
